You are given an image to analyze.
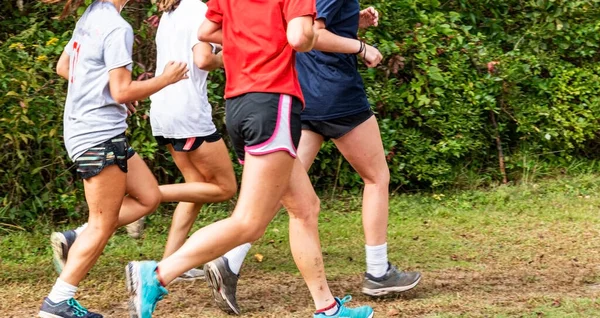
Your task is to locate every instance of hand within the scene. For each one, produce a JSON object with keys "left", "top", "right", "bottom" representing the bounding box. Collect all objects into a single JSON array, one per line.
[
  {"left": 361, "top": 44, "right": 383, "bottom": 68},
  {"left": 359, "top": 7, "right": 379, "bottom": 29},
  {"left": 162, "top": 61, "right": 189, "bottom": 84},
  {"left": 126, "top": 101, "right": 138, "bottom": 116}
]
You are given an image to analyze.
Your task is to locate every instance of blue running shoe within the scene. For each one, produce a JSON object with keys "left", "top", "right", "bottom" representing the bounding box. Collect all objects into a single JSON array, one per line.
[
  {"left": 38, "top": 297, "right": 102, "bottom": 318},
  {"left": 125, "top": 261, "right": 168, "bottom": 318},
  {"left": 50, "top": 230, "right": 78, "bottom": 274},
  {"left": 314, "top": 296, "right": 373, "bottom": 318}
]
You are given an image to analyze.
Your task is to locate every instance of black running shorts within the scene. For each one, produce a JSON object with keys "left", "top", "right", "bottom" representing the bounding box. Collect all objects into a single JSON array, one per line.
[
  {"left": 301, "top": 109, "right": 374, "bottom": 141},
  {"left": 155, "top": 131, "right": 222, "bottom": 152},
  {"left": 225, "top": 93, "right": 302, "bottom": 163}
]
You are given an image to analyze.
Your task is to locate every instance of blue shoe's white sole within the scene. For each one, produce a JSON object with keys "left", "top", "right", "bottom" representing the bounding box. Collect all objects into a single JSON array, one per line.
[{"left": 125, "top": 262, "right": 142, "bottom": 318}]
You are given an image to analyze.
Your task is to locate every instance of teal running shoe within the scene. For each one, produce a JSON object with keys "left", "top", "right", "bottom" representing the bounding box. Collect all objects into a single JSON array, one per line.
[
  {"left": 38, "top": 297, "right": 102, "bottom": 317},
  {"left": 125, "top": 261, "right": 168, "bottom": 318},
  {"left": 314, "top": 296, "right": 374, "bottom": 318}
]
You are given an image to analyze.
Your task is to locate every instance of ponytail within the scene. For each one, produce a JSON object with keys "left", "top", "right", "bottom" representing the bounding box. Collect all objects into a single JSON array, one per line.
[
  {"left": 157, "top": 0, "right": 181, "bottom": 12},
  {"left": 42, "top": 0, "right": 86, "bottom": 19}
]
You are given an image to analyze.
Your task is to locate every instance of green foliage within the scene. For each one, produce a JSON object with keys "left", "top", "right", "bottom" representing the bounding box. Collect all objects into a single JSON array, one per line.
[{"left": 2, "top": 0, "right": 600, "bottom": 227}]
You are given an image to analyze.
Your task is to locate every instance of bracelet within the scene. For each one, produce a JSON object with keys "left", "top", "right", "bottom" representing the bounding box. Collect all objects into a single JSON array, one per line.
[{"left": 355, "top": 40, "right": 365, "bottom": 55}]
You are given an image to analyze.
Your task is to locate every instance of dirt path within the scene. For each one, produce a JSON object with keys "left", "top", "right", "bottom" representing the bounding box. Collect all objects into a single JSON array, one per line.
[{"left": 3, "top": 262, "right": 599, "bottom": 317}]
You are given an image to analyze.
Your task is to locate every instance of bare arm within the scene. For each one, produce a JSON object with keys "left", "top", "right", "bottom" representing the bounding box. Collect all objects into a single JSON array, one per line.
[
  {"left": 56, "top": 51, "right": 70, "bottom": 80},
  {"left": 287, "top": 15, "right": 319, "bottom": 52},
  {"left": 313, "top": 20, "right": 383, "bottom": 67},
  {"left": 193, "top": 42, "right": 223, "bottom": 71},
  {"left": 108, "top": 62, "right": 188, "bottom": 104},
  {"left": 198, "top": 19, "right": 223, "bottom": 45}
]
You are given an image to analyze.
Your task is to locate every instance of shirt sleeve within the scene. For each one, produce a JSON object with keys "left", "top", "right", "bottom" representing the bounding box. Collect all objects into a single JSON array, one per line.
[
  {"left": 205, "top": 0, "right": 223, "bottom": 24},
  {"left": 283, "top": 0, "right": 316, "bottom": 23},
  {"left": 64, "top": 38, "right": 74, "bottom": 55},
  {"left": 103, "top": 26, "right": 134, "bottom": 71},
  {"left": 190, "top": 2, "right": 208, "bottom": 51},
  {"left": 315, "top": 0, "right": 344, "bottom": 26}
]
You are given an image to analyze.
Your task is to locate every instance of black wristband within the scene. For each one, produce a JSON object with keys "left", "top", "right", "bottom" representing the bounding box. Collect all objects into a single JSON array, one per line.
[{"left": 355, "top": 40, "right": 365, "bottom": 55}]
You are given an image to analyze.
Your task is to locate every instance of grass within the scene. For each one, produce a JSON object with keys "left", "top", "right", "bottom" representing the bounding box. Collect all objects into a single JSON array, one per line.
[{"left": 1, "top": 174, "right": 600, "bottom": 317}]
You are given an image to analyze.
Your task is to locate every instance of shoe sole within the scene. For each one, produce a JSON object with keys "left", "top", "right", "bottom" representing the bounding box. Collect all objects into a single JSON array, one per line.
[
  {"left": 362, "top": 274, "right": 422, "bottom": 297},
  {"left": 50, "top": 232, "right": 67, "bottom": 274},
  {"left": 126, "top": 217, "right": 145, "bottom": 239},
  {"left": 204, "top": 262, "right": 240, "bottom": 315},
  {"left": 38, "top": 312, "right": 62, "bottom": 318},
  {"left": 125, "top": 262, "right": 142, "bottom": 318},
  {"left": 172, "top": 274, "right": 205, "bottom": 284}
]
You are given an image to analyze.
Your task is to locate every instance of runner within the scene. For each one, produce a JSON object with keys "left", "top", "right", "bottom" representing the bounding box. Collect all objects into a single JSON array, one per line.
[
  {"left": 150, "top": 0, "right": 236, "bottom": 281},
  {"left": 49, "top": 0, "right": 237, "bottom": 283},
  {"left": 38, "top": 0, "right": 188, "bottom": 317},
  {"left": 204, "top": 3, "right": 421, "bottom": 313},
  {"left": 124, "top": 0, "right": 374, "bottom": 316}
]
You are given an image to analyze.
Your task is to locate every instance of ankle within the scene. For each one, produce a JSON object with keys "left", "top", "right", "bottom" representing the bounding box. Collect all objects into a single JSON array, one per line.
[{"left": 315, "top": 299, "right": 339, "bottom": 316}]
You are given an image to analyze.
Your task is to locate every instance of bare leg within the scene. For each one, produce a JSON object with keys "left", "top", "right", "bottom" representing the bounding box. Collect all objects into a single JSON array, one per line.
[
  {"left": 282, "top": 159, "right": 335, "bottom": 309},
  {"left": 59, "top": 165, "right": 126, "bottom": 286},
  {"left": 160, "top": 140, "right": 237, "bottom": 203},
  {"left": 117, "top": 154, "right": 162, "bottom": 228},
  {"left": 333, "top": 116, "right": 389, "bottom": 245},
  {"left": 161, "top": 140, "right": 237, "bottom": 258},
  {"left": 156, "top": 151, "right": 294, "bottom": 285}
]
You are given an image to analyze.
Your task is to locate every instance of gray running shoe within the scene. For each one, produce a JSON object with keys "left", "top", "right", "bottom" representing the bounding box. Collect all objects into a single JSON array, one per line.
[
  {"left": 50, "top": 230, "right": 77, "bottom": 274},
  {"left": 362, "top": 263, "right": 422, "bottom": 296},
  {"left": 39, "top": 297, "right": 102, "bottom": 318},
  {"left": 204, "top": 257, "right": 240, "bottom": 315},
  {"left": 126, "top": 216, "right": 146, "bottom": 239},
  {"left": 172, "top": 268, "right": 205, "bottom": 283}
]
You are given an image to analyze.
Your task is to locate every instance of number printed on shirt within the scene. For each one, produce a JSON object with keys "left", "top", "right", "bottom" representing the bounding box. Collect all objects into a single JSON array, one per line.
[{"left": 70, "top": 41, "right": 81, "bottom": 83}]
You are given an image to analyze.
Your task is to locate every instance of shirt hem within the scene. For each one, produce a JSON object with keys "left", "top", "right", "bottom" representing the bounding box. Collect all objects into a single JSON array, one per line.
[{"left": 300, "top": 105, "right": 371, "bottom": 121}]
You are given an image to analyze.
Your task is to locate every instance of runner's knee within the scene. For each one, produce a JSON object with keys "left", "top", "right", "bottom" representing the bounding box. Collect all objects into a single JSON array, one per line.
[
  {"left": 362, "top": 167, "right": 390, "bottom": 187},
  {"left": 138, "top": 188, "right": 161, "bottom": 213},
  {"left": 233, "top": 216, "right": 268, "bottom": 242},
  {"left": 287, "top": 194, "right": 320, "bottom": 224}
]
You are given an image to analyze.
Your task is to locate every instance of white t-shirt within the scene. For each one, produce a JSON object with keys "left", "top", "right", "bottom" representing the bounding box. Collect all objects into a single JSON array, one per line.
[
  {"left": 150, "top": 0, "right": 216, "bottom": 139},
  {"left": 63, "top": 1, "right": 133, "bottom": 160}
]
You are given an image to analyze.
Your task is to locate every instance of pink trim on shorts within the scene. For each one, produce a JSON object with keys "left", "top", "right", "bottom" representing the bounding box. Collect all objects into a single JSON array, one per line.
[
  {"left": 246, "top": 147, "right": 298, "bottom": 158},
  {"left": 183, "top": 137, "right": 196, "bottom": 151},
  {"left": 244, "top": 94, "right": 284, "bottom": 151}
]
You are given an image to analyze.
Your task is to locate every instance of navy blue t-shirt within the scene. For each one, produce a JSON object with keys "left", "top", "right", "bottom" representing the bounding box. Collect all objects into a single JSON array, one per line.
[{"left": 296, "top": 0, "right": 370, "bottom": 121}]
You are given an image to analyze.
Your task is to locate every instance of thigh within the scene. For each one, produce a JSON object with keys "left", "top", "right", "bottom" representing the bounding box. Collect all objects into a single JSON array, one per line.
[
  {"left": 332, "top": 116, "right": 388, "bottom": 182},
  {"left": 297, "top": 129, "right": 324, "bottom": 172},
  {"left": 84, "top": 164, "right": 127, "bottom": 224},
  {"left": 168, "top": 144, "right": 206, "bottom": 183},
  {"left": 126, "top": 153, "right": 161, "bottom": 204},
  {"left": 187, "top": 138, "right": 236, "bottom": 187}
]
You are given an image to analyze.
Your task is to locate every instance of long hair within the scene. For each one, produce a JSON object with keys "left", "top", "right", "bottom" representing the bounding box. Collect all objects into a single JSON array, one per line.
[
  {"left": 157, "top": 0, "right": 181, "bottom": 12},
  {"left": 42, "top": 0, "right": 87, "bottom": 19}
]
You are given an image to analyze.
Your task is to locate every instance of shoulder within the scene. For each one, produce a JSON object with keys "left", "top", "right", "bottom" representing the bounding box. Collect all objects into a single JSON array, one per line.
[{"left": 181, "top": 0, "right": 207, "bottom": 13}]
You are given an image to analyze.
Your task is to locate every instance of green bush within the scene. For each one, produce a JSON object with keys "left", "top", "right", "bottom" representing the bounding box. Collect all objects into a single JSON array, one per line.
[{"left": 1, "top": 0, "right": 600, "bottom": 227}]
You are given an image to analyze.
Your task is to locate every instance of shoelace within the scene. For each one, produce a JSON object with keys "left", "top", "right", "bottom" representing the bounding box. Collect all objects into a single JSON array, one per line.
[
  {"left": 338, "top": 295, "right": 353, "bottom": 306},
  {"left": 67, "top": 298, "right": 89, "bottom": 317}
]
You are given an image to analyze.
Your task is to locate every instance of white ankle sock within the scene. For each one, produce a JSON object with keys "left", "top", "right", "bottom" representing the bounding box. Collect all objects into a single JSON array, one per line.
[
  {"left": 365, "top": 243, "right": 388, "bottom": 277},
  {"left": 74, "top": 223, "right": 88, "bottom": 235},
  {"left": 223, "top": 243, "right": 251, "bottom": 275},
  {"left": 47, "top": 278, "right": 78, "bottom": 303}
]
